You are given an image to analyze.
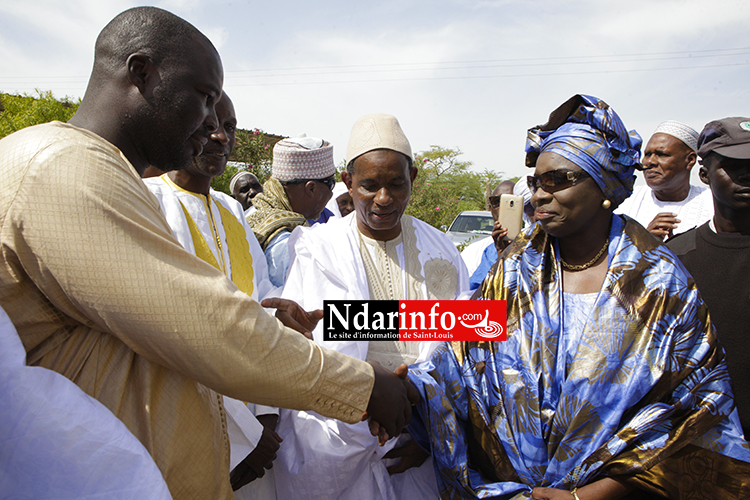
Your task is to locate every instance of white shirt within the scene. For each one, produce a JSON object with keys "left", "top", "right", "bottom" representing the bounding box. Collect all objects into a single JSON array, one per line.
[
  {"left": 461, "top": 236, "right": 494, "bottom": 276},
  {"left": 617, "top": 184, "right": 713, "bottom": 236},
  {"left": 0, "top": 306, "right": 172, "bottom": 499},
  {"left": 275, "top": 214, "right": 469, "bottom": 500}
]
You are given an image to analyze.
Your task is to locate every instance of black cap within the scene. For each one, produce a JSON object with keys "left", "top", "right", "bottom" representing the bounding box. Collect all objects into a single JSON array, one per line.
[{"left": 697, "top": 117, "right": 750, "bottom": 159}]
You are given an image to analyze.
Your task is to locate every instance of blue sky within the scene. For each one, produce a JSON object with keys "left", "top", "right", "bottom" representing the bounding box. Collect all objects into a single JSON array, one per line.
[{"left": 1, "top": 0, "right": 749, "bottom": 180}]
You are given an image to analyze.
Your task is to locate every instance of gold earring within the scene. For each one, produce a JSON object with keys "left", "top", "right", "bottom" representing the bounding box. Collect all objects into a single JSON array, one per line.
[{"left": 602, "top": 199, "right": 611, "bottom": 209}]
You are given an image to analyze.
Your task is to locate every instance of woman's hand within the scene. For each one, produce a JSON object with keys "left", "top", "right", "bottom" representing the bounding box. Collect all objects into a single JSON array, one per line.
[
  {"left": 531, "top": 487, "right": 576, "bottom": 499},
  {"left": 383, "top": 436, "right": 429, "bottom": 475},
  {"left": 531, "top": 478, "right": 632, "bottom": 500}
]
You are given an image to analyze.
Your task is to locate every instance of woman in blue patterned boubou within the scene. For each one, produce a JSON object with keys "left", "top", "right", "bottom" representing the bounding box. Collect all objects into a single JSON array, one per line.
[{"left": 407, "top": 95, "right": 750, "bottom": 500}]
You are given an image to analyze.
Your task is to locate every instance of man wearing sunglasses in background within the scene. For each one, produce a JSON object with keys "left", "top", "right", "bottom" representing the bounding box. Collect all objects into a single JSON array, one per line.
[{"left": 246, "top": 137, "right": 335, "bottom": 286}]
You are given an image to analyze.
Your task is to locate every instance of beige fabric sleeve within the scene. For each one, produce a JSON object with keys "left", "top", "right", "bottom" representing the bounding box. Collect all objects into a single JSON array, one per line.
[{"left": 4, "top": 125, "right": 372, "bottom": 423}]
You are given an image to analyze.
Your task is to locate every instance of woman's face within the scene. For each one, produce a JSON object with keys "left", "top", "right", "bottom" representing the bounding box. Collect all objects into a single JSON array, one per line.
[{"left": 530, "top": 152, "right": 607, "bottom": 239}]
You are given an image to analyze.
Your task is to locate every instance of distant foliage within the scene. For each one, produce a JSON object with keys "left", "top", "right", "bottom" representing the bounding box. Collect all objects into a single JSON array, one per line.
[
  {"left": 406, "top": 146, "right": 510, "bottom": 230},
  {"left": 212, "top": 127, "right": 279, "bottom": 195},
  {"left": 0, "top": 91, "right": 80, "bottom": 139}
]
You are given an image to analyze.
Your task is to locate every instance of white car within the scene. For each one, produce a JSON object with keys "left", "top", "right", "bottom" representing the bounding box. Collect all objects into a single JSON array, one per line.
[{"left": 445, "top": 210, "right": 494, "bottom": 247}]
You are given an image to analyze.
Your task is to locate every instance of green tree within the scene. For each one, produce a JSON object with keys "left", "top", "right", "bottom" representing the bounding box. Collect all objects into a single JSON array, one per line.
[
  {"left": 407, "top": 146, "right": 509, "bottom": 230},
  {"left": 0, "top": 90, "right": 80, "bottom": 139},
  {"left": 211, "top": 128, "right": 279, "bottom": 195},
  {"left": 476, "top": 171, "right": 522, "bottom": 210}
]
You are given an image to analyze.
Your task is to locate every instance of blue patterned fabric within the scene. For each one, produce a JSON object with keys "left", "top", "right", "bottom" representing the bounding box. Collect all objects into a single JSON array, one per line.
[
  {"left": 408, "top": 216, "right": 750, "bottom": 499},
  {"left": 469, "top": 242, "right": 499, "bottom": 291},
  {"left": 525, "top": 94, "right": 642, "bottom": 208}
]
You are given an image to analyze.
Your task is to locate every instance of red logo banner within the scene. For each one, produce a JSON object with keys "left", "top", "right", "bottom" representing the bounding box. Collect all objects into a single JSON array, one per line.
[{"left": 397, "top": 300, "right": 506, "bottom": 341}]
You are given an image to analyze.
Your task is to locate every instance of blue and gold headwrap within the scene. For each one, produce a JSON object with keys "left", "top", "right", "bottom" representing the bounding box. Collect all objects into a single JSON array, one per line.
[{"left": 525, "top": 94, "right": 642, "bottom": 208}]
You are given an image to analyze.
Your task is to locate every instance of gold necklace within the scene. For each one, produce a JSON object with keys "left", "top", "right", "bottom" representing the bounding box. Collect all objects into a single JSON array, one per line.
[{"left": 560, "top": 238, "right": 609, "bottom": 271}]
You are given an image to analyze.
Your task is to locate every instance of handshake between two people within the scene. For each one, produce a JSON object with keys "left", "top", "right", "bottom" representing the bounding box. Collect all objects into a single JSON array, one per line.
[
  {"left": 230, "top": 299, "right": 422, "bottom": 491},
  {"left": 259, "top": 298, "right": 422, "bottom": 445},
  {"left": 364, "top": 361, "right": 421, "bottom": 446}
]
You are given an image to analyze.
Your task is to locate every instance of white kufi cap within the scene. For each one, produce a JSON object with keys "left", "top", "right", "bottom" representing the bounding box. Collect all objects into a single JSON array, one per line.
[
  {"left": 229, "top": 171, "right": 253, "bottom": 194},
  {"left": 653, "top": 120, "right": 699, "bottom": 152},
  {"left": 346, "top": 114, "right": 412, "bottom": 165}
]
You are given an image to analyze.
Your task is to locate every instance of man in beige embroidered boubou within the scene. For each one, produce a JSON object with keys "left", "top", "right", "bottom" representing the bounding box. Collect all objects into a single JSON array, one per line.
[
  {"left": 0, "top": 8, "right": 417, "bottom": 500},
  {"left": 274, "top": 113, "right": 470, "bottom": 500}
]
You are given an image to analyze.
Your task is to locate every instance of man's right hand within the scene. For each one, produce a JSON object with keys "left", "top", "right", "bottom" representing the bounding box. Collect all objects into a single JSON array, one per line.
[
  {"left": 646, "top": 212, "right": 680, "bottom": 240},
  {"left": 261, "top": 297, "right": 322, "bottom": 339},
  {"left": 491, "top": 221, "right": 510, "bottom": 252},
  {"left": 364, "top": 361, "right": 419, "bottom": 445}
]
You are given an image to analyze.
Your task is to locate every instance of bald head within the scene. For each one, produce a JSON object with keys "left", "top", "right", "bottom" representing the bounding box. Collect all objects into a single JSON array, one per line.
[
  {"left": 93, "top": 7, "right": 212, "bottom": 77},
  {"left": 492, "top": 181, "right": 515, "bottom": 197},
  {"left": 70, "top": 7, "right": 224, "bottom": 176}
]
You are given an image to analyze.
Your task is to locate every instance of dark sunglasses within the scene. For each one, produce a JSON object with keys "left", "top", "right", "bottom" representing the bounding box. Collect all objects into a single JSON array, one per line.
[
  {"left": 527, "top": 169, "right": 590, "bottom": 194},
  {"left": 283, "top": 176, "right": 336, "bottom": 191},
  {"left": 488, "top": 195, "right": 501, "bottom": 208},
  {"left": 316, "top": 176, "right": 336, "bottom": 191}
]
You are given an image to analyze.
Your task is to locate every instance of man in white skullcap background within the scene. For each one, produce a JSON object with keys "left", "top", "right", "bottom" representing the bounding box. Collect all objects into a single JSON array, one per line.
[
  {"left": 325, "top": 181, "right": 355, "bottom": 218},
  {"left": 617, "top": 120, "right": 714, "bottom": 239},
  {"left": 273, "top": 114, "right": 469, "bottom": 500},
  {"left": 246, "top": 137, "right": 335, "bottom": 286},
  {"left": 230, "top": 171, "right": 264, "bottom": 215}
]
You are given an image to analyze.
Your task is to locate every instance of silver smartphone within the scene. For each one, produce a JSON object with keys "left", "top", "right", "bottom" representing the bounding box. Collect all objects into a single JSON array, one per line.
[{"left": 499, "top": 194, "right": 524, "bottom": 241}]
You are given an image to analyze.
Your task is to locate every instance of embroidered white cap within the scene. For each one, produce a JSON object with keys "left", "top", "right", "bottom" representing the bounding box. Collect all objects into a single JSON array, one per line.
[
  {"left": 652, "top": 120, "right": 700, "bottom": 152},
  {"left": 272, "top": 136, "right": 335, "bottom": 181}
]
